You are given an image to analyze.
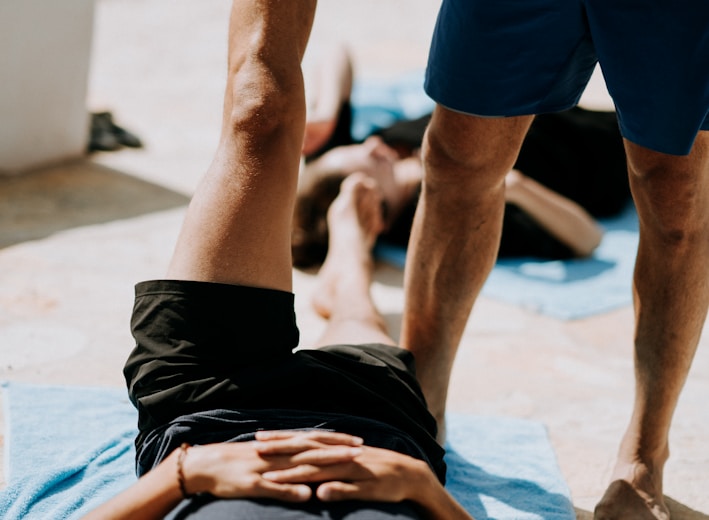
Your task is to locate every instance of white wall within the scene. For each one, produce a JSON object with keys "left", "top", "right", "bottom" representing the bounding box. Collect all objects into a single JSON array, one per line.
[{"left": 0, "top": 0, "right": 95, "bottom": 174}]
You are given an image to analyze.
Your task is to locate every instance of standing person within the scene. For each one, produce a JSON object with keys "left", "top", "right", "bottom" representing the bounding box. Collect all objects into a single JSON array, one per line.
[
  {"left": 402, "top": 2, "right": 709, "bottom": 520},
  {"left": 80, "top": 1, "right": 473, "bottom": 518}
]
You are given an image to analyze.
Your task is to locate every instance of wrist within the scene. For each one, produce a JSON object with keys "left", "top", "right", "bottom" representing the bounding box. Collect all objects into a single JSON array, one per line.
[
  {"left": 408, "top": 460, "right": 464, "bottom": 519},
  {"left": 503, "top": 169, "right": 527, "bottom": 204},
  {"left": 175, "top": 444, "right": 213, "bottom": 497},
  {"left": 176, "top": 443, "right": 193, "bottom": 498},
  {"left": 406, "top": 458, "right": 439, "bottom": 502}
]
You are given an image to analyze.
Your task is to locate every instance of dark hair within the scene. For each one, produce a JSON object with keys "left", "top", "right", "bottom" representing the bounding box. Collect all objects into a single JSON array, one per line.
[
  {"left": 292, "top": 174, "right": 422, "bottom": 269},
  {"left": 291, "top": 173, "right": 347, "bottom": 268}
]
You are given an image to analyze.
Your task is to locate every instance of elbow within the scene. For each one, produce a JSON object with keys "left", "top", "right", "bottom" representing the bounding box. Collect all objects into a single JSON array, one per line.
[{"left": 573, "top": 226, "right": 604, "bottom": 257}]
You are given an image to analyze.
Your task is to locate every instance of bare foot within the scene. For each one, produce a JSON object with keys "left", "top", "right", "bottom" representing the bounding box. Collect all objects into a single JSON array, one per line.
[
  {"left": 595, "top": 461, "right": 669, "bottom": 520},
  {"left": 312, "top": 173, "right": 385, "bottom": 319}
]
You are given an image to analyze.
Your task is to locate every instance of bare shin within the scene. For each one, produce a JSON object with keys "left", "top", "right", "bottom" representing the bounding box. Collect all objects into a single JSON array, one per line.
[
  {"left": 622, "top": 133, "right": 709, "bottom": 468},
  {"left": 596, "top": 132, "right": 709, "bottom": 519},
  {"left": 401, "top": 107, "right": 533, "bottom": 429}
]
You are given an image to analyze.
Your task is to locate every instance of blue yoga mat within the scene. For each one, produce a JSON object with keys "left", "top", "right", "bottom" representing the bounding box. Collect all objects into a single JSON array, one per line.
[
  {"left": 376, "top": 203, "right": 639, "bottom": 320},
  {"left": 0, "top": 382, "right": 574, "bottom": 519}
]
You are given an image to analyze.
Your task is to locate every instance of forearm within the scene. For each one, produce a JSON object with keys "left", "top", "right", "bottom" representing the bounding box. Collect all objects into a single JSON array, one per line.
[
  {"left": 81, "top": 450, "right": 183, "bottom": 520},
  {"left": 408, "top": 461, "right": 474, "bottom": 520},
  {"left": 308, "top": 44, "right": 353, "bottom": 122},
  {"left": 505, "top": 171, "right": 603, "bottom": 256}
]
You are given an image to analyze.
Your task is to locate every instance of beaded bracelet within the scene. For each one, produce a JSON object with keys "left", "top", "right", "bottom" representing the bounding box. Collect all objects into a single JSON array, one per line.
[{"left": 176, "top": 442, "right": 192, "bottom": 498}]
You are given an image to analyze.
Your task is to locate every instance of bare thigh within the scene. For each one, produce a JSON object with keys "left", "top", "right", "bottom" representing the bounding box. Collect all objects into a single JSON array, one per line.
[{"left": 167, "top": 0, "right": 317, "bottom": 292}]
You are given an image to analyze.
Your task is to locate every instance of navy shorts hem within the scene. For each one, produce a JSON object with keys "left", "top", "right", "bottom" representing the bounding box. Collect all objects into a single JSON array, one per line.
[{"left": 426, "top": 0, "right": 709, "bottom": 155}]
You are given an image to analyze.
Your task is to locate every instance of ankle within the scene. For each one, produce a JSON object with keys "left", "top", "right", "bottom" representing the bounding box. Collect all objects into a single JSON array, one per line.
[
  {"left": 617, "top": 433, "right": 670, "bottom": 470},
  {"left": 613, "top": 441, "right": 669, "bottom": 493}
]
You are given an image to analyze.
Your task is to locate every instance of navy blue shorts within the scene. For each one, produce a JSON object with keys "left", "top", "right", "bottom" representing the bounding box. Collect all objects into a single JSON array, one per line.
[{"left": 425, "top": 0, "right": 709, "bottom": 155}]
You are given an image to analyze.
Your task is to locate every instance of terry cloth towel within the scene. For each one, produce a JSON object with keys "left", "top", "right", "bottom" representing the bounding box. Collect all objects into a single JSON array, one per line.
[
  {"left": 350, "top": 70, "right": 436, "bottom": 140},
  {"left": 0, "top": 382, "right": 574, "bottom": 520},
  {"left": 376, "top": 203, "right": 639, "bottom": 320},
  {"left": 0, "top": 382, "right": 137, "bottom": 520}
]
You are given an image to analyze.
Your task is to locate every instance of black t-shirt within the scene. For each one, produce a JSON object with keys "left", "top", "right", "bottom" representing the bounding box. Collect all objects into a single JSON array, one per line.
[{"left": 137, "top": 408, "right": 444, "bottom": 482}]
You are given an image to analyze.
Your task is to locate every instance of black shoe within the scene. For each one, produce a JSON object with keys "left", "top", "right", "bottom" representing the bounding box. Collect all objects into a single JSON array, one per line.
[
  {"left": 110, "top": 120, "right": 143, "bottom": 148},
  {"left": 88, "top": 112, "right": 122, "bottom": 152},
  {"left": 88, "top": 111, "right": 143, "bottom": 152}
]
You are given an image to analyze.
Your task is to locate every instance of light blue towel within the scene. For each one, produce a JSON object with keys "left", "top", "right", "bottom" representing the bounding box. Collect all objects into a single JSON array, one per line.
[
  {"left": 350, "top": 70, "right": 435, "bottom": 140},
  {"left": 376, "top": 204, "right": 639, "bottom": 320},
  {"left": 0, "top": 382, "right": 137, "bottom": 520},
  {"left": 445, "top": 415, "right": 575, "bottom": 519},
  {"left": 0, "top": 382, "right": 574, "bottom": 519}
]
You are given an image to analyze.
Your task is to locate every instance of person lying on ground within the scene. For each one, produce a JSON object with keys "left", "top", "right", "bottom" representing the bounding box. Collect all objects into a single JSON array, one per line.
[
  {"left": 293, "top": 47, "right": 630, "bottom": 269},
  {"left": 82, "top": 174, "right": 472, "bottom": 520},
  {"left": 293, "top": 109, "right": 632, "bottom": 270},
  {"left": 81, "top": 1, "right": 472, "bottom": 517}
]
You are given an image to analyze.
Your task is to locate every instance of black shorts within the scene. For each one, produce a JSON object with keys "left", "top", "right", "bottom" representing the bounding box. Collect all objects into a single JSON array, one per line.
[{"left": 124, "top": 280, "right": 444, "bottom": 481}]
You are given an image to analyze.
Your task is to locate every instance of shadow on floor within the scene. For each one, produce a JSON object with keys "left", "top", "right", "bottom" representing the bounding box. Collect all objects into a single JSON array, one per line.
[
  {"left": 0, "top": 160, "right": 189, "bottom": 248},
  {"left": 575, "top": 497, "right": 709, "bottom": 519},
  {"left": 667, "top": 497, "right": 709, "bottom": 519}
]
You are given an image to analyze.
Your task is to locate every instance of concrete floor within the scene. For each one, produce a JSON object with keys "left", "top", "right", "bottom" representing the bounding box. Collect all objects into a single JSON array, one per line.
[{"left": 1, "top": 1, "right": 707, "bottom": 518}]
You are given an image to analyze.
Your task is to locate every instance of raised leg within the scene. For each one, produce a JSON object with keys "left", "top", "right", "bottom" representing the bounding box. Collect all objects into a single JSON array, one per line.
[
  {"left": 595, "top": 132, "right": 709, "bottom": 520},
  {"left": 401, "top": 106, "right": 533, "bottom": 438},
  {"left": 312, "top": 173, "right": 393, "bottom": 347},
  {"left": 167, "top": 0, "right": 317, "bottom": 291}
]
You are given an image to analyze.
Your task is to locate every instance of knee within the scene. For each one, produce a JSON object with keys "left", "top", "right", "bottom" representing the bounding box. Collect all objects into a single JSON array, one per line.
[
  {"left": 422, "top": 130, "right": 502, "bottom": 195},
  {"left": 421, "top": 118, "right": 522, "bottom": 197},
  {"left": 224, "top": 54, "right": 305, "bottom": 142},
  {"left": 630, "top": 160, "right": 709, "bottom": 246}
]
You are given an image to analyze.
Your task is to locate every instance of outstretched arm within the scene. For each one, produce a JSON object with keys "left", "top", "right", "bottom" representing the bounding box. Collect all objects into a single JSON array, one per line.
[
  {"left": 504, "top": 169, "right": 603, "bottom": 257},
  {"left": 302, "top": 43, "right": 354, "bottom": 156}
]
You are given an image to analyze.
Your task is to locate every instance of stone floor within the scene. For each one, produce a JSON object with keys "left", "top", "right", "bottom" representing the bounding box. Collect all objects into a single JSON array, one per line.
[{"left": 0, "top": 1, "right": 707, "bottom": 518}]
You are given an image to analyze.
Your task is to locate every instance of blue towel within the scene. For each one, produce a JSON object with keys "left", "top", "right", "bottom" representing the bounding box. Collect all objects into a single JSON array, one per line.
[
  {"left": 376, "top": 203, "right": 639, "bottom": 320},
  {"left": 350, "top": 71, "right": 435, "bottom": 140},
  {"left": 445, "top": 415, "right": 575, "bottom": 519},
  {"left": 0, "top": 382, "right": 574, "bottom": 520},
  {"left": 0, "top": 382, "right": 137, "bottom": 520}
]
